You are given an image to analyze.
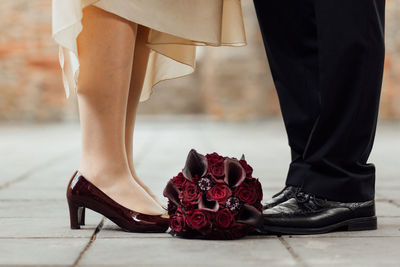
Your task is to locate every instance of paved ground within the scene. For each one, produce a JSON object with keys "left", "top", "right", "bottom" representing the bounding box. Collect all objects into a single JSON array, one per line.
[{"left": 0, "top": 116, "right": 399, "bottom": 267}]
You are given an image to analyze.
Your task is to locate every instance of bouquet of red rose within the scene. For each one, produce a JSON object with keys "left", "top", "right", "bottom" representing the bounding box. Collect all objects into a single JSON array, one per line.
[{"left": 163, "top": 149, "right": 263, "bottom": 240}]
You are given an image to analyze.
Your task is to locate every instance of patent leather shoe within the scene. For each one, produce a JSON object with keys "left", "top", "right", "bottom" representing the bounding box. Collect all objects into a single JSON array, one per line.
[
  {"left": 260, "top": 191, "right": 377, "bottom": 235},
  {"left": 67, "top": 171, "right": 169, "bottom": 233}
]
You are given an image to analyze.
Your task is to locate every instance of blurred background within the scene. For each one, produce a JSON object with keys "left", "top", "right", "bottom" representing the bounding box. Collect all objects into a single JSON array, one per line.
[{"left": 1, "top": 0, "right": 399, "bottom": 122}]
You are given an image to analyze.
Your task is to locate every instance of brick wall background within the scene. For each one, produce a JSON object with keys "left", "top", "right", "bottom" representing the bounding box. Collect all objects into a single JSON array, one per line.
[{"left": 0, "top": 0, "right": 399, "bottom": 121}]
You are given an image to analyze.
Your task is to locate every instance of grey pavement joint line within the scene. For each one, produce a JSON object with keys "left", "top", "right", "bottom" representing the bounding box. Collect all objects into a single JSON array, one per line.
[
  {"left": 72, "top": 217, "right": 105, "bottom": 267},
  {"left": 278, "top": 236, "right": 308, "bottom": 267},
  {"left": 0, "top": 150, "right": 75, "bottom": 191}
]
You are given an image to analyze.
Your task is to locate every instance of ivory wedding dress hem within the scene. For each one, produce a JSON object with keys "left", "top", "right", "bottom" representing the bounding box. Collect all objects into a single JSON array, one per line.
[{"left": 52, "top": 0, "right": 247, "bottom": 101}]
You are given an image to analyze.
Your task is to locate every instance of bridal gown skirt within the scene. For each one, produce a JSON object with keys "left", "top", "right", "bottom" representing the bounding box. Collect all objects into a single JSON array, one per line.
[{"left": 52, "top": 0, "right": 246, "bottom": 101}]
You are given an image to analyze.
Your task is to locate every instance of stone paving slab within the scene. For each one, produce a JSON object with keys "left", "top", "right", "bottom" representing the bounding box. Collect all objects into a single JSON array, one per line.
[
  {"left": 284, "top": 237, "right": 400, "bottom": 266},
  {"left": 377, "top": 190, "right": 400, "bottom": 202},
  {"left": 0, "top": 218, "right": 96, "bottom": 238},
  {"left": 0, "top": 238, "right": 87, "bottom": 267},
  {"left": 375, "top": 200, "right": 400, "bottom": 217},
  {"left": 0, "top": 124, "right": 80, "bottom": 186},
  {"left": 0, "top": 208, "right": 102, "bottom": 238},
  {"left": 0, "top": 200, "right": 68, "bottom": 218},
  {"left": 0, "top": 183, "right": 67, "bottom": 200},
  {"left": 79, "top": 237, "right": 296, "bottom": 266}
]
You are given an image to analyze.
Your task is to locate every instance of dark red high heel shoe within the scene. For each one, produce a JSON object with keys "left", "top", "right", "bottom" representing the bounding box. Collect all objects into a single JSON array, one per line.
[{"left": 67, "top": 171, "right": 169, "bottom": 233}]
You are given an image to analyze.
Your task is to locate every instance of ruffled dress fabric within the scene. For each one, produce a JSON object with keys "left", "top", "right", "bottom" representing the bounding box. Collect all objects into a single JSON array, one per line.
[{"left": 52, "top": 0, "right": 246, "bottom": 101}]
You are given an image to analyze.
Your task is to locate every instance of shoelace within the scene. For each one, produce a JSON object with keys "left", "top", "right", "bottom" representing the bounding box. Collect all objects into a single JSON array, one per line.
[{"left": 295, "top": 191, "right": 327, "bottom": 209}]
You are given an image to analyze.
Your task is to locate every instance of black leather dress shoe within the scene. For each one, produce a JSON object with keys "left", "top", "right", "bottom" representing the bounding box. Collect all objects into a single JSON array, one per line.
[
  {"left": 260, "top": 191, "right": 377, "bottom": 235},
  {"left": 263, "top": 186, "right": 299, "bottom": 210}
]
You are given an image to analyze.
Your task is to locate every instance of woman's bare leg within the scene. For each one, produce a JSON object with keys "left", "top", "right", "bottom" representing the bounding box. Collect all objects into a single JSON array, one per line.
[
  {"left": 124, "top": 26, "right": 165, "bottom": 206},
  {"left": 76, "top": 6, "right": 164, "bottom": 215}
]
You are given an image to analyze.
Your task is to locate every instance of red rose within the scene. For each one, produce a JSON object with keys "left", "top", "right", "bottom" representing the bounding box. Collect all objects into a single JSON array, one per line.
[
  {"left": 254, "top": 179, "right": 263, "bottom": 201},
  {"left": 181, "top": 182, "right": 200, "bottom": 205},
  {"left": 215, "top": 209, "right": 234, "bottom": 228},
  {"left": 170, "top": 213, "right": 186, "bottom": 232},
  {"left": 245, "top": 178, "right": 263, "bottom": 201},
  {"left": 235, "top": 180, "right": 258, "bottom": 205},
  {"left": 186, "top": 209, "right": 209, "bottom": 230},
  {"left": 206, "top": 153, "right": 225, "bottom": 180},
  {"left": 171, "top": 172, "right": 187, "bottom": 189},
  {"left": 239, "top": 160, "right": 253, "bottom": 177},
  {"left": 206, "top": 152, "right": 224, "bottom": 163},
  {"left": 209, "top": 161, "right": 225, "bottom": 178},
  {"left": 207, "top": 184, "right": 232, "bottom": 204}
]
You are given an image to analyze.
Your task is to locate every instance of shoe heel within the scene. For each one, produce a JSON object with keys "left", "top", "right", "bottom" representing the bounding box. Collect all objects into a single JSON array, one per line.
[
  {"left": 80, "top": 207, "right": 85, "bottom": 226},
  {"left": 347, "top": 216, "right": 377, "bottom": 231},
  {"left": 68, "top": 201, "right": 85, "bottom": 229}
]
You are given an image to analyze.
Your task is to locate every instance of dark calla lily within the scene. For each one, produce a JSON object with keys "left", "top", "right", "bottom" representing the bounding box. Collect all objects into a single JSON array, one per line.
[
  {"left": 182, "top": 149, "right": 208, "bottom": 182},
  {"left": 224, "top": 158, "right": 246, "bottom": 187},
  {"left": 199, "top": 194, "right": 219, "bottom": 212},
  {"left": 240, "top": 154, "right": 246, "bottom": 161},
  {"left": 163, "top": 181, "right": 180, "bottom": 207},
  {"left": 236, "top": 204, "right": 263, "bottom": 228}
]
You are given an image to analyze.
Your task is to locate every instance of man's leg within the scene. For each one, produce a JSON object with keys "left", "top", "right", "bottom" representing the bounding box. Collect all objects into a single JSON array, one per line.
[
  {"left": 297, "top": 0, "right": 385, "bottom": 202},
  {"left": 253, "top": 0, "right": 321, "bottom": 195},
  {"left": 254, "top": 0, "right": 385, "bottom": 234},
  {"left": 255, "top": 0, "right": 385, "bottom": 203}
]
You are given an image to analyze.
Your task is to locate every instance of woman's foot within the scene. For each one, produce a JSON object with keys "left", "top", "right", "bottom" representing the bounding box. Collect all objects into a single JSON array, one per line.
[
  {"left": 79, "top": 168, "right": 165, "bottom": 215},
  {"left": 131, "top": 171, "right": 166, "bottom": 208}
]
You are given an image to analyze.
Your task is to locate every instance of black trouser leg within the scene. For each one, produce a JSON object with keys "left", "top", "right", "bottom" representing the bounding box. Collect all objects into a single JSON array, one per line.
[
  {"left": 254, "top": 0, "right": 385, "bottom": 202},
  {"left": 253, "top": 0, "right": 320, "bottom": 188}
]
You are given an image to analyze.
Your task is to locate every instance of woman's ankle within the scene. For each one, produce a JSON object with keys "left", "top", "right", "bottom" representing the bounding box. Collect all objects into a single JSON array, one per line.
[{"left": 78, "top": 162, "right": 132, "bottom": 187}]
